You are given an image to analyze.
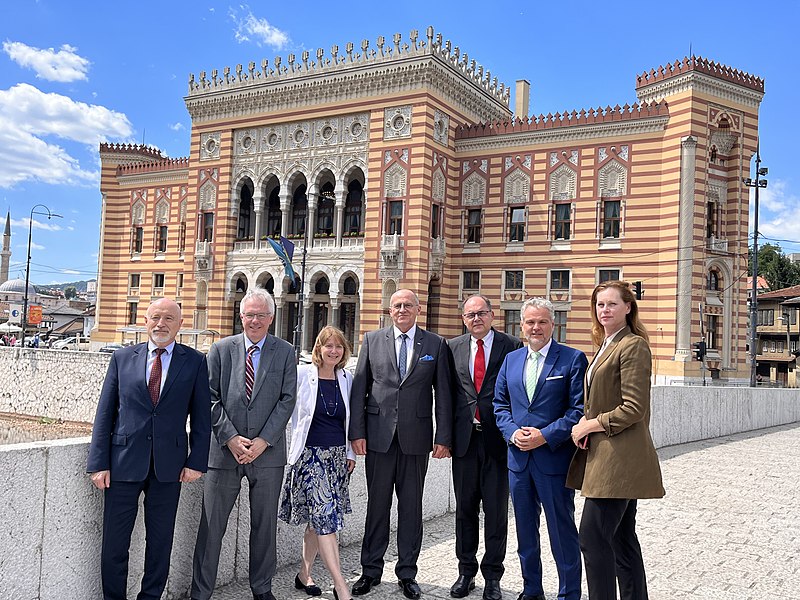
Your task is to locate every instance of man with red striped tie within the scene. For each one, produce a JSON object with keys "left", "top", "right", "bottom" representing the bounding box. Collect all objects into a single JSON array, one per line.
[
  {"left": 191, "top": 288, "right": 296, "bottom": 600},
  {"left": 447, "top": 295, "right": 522, "bottom": 600}
]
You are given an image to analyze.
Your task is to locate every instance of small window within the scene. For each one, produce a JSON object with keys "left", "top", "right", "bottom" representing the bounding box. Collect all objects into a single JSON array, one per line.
[
  {"left": 177, "top": 273, "right": 184, "bottom": 292},
  {"left": 463, "top": 271, "right": 480, "bottom": 290},
  {"left": 708, "top": 271, "right": 720, "bottom": 291},
  {"left": 202, "top": 212, "right": 214, "bottom": 242},
  {"left": 127, "top": 302, "right": 138, "bottom": 325},
  {"left": 129, "top": 273, "right": 141, "bottom": 289},
  {"left": 504, "top": 310, "right": 520, "bottom": 339},
  {"left": 292, "top": 187, "right": 308, "bottom": 236},
  {"left": 133, "top": 227, "right": 144, "bottom": 253},
  {"left": 153, "top": 273, "right": 165, "bottom": 288},
  {"left": 550, "top": 270, "right": 570, "bottom": 291},
  {"left": 554, "top": 310, "right": 567, "bottom": 343},
  {"left": 602, "top": 200, "right": 621, "bottom": 239},
  {"left": 554, "top": 203, "right": 571, "bottom": 240},
  {"left": 178, "top": 222, "right": 186, "bottom": 252},
  {"left": 508, "top": 207, "right": 525, "bottom": 242},
  {"left": 157, "top": 226, "right": 168, "bottom": 252},
  {"left": 388, "top": 201, "right": 403, "bottom": 235},
  {"left": 505, "top": 270, "right": 523, "bottom": 290},
  {"left": 431, "top": 204, "right": 441, "bottom": 239},
  {"left": 599, "top": 269, "right": 620, "bottom": 283},
  {"left": 467, "top": 209, "right": 482, "bottom": 244}
]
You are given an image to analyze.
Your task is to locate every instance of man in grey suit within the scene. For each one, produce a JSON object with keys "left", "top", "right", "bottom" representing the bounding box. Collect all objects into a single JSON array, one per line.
[
  {"left": 191, "top": 288, "right": 296, "bottom": 600},
  {"left": 349, "top": 289, "right": 453, "bottom": 600},
  {"left": 448, "top": 295, "right": 522, "bottom": 600}
]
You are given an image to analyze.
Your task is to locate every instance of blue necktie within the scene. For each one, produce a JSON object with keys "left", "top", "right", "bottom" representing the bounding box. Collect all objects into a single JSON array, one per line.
[{"left": 398, "top": 333, "right": 408, "bottom": 379}]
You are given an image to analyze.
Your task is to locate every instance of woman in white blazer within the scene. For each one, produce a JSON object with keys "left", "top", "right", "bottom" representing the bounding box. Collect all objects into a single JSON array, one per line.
[{"left": 279, "top": 326, "right": 356, "bottom": 600}]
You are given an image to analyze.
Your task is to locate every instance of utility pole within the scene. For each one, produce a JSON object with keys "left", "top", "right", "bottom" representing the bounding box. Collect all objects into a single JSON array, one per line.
[{"left": 744, "top": 145, "right": 768, "bottom": 387}]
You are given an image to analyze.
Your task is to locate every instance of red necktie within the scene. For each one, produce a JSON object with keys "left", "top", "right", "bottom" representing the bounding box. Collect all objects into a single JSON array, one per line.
[
  {"left": 148, "top": 348, "right": 166, "bottom": 406},
  {"left": 245, "top": 344, "right": 259, "bottom": 401},
  {"left": 474, "top": 339, "right": 486, "bottom": 421}
]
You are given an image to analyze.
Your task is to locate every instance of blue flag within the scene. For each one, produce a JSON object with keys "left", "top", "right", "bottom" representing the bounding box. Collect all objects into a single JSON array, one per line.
[{"left": 267, "top": 237, "right": 297, "bottom": 281}]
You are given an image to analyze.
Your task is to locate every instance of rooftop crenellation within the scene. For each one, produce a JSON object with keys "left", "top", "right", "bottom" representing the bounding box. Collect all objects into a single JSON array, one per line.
[
  {"left": 186, "top": 26, "right": 510, "bottom": 106},
  {"left": 455, "top": 101, "right": 669, "bottom": 139},
  {"left": 99, "top": 143, "right": 164, "bottom": 160},
  {"left": 116, "top": 156, "right": 189, "bottom": 176},
  {"left": 636, "top": 55, "right": 764, "bottom": 93}
]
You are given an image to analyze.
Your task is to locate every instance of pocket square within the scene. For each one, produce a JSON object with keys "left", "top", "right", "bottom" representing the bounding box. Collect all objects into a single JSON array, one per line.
[
  {"left": 419, "top": 354, "right": 435, "bottom": 362},
  {"left": 545, "top": 375, "right": 564, "bottom": 380}
]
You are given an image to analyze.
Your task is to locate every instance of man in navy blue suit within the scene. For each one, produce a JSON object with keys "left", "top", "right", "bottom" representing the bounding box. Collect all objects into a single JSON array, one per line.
[
  {"left": 494, "top": 298, "right": 587, "bottom": 600},
  {"left": 87, "top": 298, "right": 211, "bottom": 600}
]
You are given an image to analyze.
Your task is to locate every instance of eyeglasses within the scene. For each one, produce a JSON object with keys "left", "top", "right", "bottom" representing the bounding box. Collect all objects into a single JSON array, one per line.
[
  {"left": 242, "top": 313, "right": 272, "bottom": 321},
  {"left": 391, "top": 303, "right": 417, "bottom": 311},
  {"left": 463, "top": 310, "right": 490, "bottom": 320}
]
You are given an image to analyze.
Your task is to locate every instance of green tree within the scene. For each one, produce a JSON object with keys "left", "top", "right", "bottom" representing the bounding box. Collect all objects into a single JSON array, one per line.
[
  {"left": 748, "top": 243, "right": 800, "bottom": 291},
  {"left": 64, "top": 286, "right": 78, "bottom": 299}
]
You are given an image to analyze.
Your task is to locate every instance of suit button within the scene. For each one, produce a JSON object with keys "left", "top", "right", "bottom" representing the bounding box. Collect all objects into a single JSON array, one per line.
[
  {"left": 248, "top": 405, "right": 253, "bottom": 411},
  {"left": 147, "top": 435, "right": 152, "bottom": 440}
]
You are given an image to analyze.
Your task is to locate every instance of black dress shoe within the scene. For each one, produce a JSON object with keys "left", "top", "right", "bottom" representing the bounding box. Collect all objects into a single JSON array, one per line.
[
  {"left": 352, "top": 574, "right": 381, "bottom": 596},
  {"left": 450, "top": 575, "right": 476, "bottom": 598},
  {"left": 516, "top": 594, "right": 545, "bottom": 600},
  {"left": 482, "top": 580, "right": 502, "bottom": 600},
  {"left": 253, "top": 592, "right": 277, "bottom": 600},
  {"left": 398, "top": 578, "right": 422, "bottom": 600},
  {"left": 295, "top": 574, "right": 323, "bottom": 596}
]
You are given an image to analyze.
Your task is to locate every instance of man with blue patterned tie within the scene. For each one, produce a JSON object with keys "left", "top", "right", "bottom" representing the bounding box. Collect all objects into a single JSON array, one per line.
[{"left": 493, "top": 298, "right": 587, "bottom": 600}]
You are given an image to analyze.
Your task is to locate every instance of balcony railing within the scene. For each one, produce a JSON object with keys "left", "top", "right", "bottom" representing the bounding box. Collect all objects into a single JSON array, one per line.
[{"left": 707, "top": 236, "right": 728, "bottom": 253}]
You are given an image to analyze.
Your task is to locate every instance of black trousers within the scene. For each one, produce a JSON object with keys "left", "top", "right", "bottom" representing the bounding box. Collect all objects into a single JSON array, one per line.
[
  {"left": 579, "top": 498, "right": 648, "bottom": 600},
  {"left": 361, "top": 436, "right": 429, "bottom": 580},
  {"left": 452, "top": 427, "right": 509, "bottom": 580},
  {"left": 101, "top": 467, "right": 181, "bottom": 600}
]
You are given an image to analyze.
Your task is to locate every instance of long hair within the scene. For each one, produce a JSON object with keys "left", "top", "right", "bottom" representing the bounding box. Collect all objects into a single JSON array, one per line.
[
  {"left": 590, "top": 281, "right": 649, "bottom": 346},
  {"left": 311, "top": 326, "right": 351, "bottom": 370}
]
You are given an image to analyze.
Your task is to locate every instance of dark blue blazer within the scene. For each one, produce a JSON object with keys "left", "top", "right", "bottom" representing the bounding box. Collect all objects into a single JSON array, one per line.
[
  {"left": 87, "top": 342, "right": 212, "bottom": 482},
  {"left": 493, "top": 340, "right": 587, "bottom": 475}
]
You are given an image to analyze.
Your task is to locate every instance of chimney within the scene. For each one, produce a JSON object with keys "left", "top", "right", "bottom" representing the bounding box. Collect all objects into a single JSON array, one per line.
[{"left": 515, "top": 80, "right": 530, "bottom": 119}]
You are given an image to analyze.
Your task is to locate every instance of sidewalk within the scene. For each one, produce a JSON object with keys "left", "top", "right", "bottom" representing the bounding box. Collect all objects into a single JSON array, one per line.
[{"left": 211, "top": 423, "right": 800, "bottom": 600}]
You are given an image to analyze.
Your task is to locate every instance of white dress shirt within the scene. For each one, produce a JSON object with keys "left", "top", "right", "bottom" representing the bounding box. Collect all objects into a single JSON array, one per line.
[
  {"left": 145, "top": 340, "right": 175, "bottom": 393},
  {"left": 393, "top": 324, "right": 416, "bottom": 374}
]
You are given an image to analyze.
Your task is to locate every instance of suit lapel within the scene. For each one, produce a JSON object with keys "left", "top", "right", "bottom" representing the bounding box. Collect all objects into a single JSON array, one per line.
[
  {"left": 402, "top": 328, "right": 424, "bottom": 381},
  {"left": 532, "top": 340, "right": 559, "bottom": 403},
  {"left": 588, "top": 327, "right": 629, "bottom": 382},
  {"left": 159, "top": 343, "right": 186, "bottom": 400},
  {"left": 133, "top": 343, "right": 151, "bottom": 404},
  {"left": 250, "top": 335, "right": 274, "bottom": 399},
  {"left": 455, "top": 336, "right": 475, "bottom": 397},
  {"left": 485, "top": 330, "right": 506, "bottom": 379},
  {"left": 229, "top": 334, "right": 247, "bottom": 405},
  {"left": 384, "top": 327, "right": 401, "bottom": 382}
]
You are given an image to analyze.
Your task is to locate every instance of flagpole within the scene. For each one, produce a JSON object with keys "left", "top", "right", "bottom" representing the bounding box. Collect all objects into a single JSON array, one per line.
[{"left": 293, "top": 225, "right": 309, "bottom": 362}]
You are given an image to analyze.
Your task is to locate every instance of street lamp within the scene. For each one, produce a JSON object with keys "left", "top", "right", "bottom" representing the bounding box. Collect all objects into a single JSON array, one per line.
[
  {"left": 21, "top": 204, "right": 63, "bottom": 347},
  {"left": 744, "top": 144, "right": 768, "bottom": 387}
]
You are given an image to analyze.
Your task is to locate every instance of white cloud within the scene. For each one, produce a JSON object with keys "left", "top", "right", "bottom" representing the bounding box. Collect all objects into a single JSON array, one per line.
[
  {"left": 28, "top": 242, "right": 45, "bottom": 250},
  {"left": 11, "top": 218, "right": 64, "bottom": 232},
  {"left": 0, "top": 83, "right": 131, "bottom": 188},
  {"left": 3, "top": 41, "right": 90, "bottom": 83},
  {"left": 169, "top": 122, "right": 185, "bottom": 131},
  {"left": 61, "top": 269, "right": 80, "bottom": 275},
  {"left": 229, "top": 5, "right": 289, "bottom": 49},
  {"left": 751, "top": 178, "right": 800, "bottom": 250}
]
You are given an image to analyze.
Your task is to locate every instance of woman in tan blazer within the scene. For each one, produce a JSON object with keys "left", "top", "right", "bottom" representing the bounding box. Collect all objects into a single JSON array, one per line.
[{"left": 567, "top": 281, "right": 664, "bottom": 600}]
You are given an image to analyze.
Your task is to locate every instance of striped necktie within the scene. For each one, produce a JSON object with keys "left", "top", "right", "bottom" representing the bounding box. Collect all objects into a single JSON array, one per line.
[
  {"left": 148, "top": 348, "right": 166, "bottom": 406},
  {"left": 398, "top": 333, "right": 408, "bottom": 379},
  {"left": 525, "top": 350, "right": 540, "bottom": 402},
  {"left": 245, "top": 344, "right": 259, "bottom": 401}
]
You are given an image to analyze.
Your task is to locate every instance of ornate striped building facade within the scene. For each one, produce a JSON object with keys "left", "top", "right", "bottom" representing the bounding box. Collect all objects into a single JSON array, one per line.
[{"left": 94, "top": 27, "right": 764, "bottom": 383}]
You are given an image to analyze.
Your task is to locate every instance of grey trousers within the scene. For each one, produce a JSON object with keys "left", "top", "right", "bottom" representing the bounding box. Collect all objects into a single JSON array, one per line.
[{"left": 191, "top": 464, "right": 283, "bottom": 599}]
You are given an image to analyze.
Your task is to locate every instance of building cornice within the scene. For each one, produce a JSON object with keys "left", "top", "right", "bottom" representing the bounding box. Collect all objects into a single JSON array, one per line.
[
  {"left": 636, "top": 71, "right": 764, "bottom": 108},
  {"left": 118, "top": 169, "right": 190, "bottom": 186},
  {"left": 454, "top": 116, "right": 669, "bottom": 153},
  {"left": 184, "top": 27, "right": 512, "bottom": 125}
]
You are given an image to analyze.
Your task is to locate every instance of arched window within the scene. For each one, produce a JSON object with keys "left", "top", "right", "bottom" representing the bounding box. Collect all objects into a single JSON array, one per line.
[
  {"left": 343, "top": 276, "right": 358, "bottom": 295},
  {"left": 345, "top": 180, "right": 363, "bottom": 235},
  {"left": 267, "top": 187, "right": 281, "bottom": 237},
  {"left": 708, "top": 271, "right": 720, "bottom": 291},
  {"left": 315, "top": 276, "right": 330, "bottom": 295},
  {"left": 292, "top": 185, "right": 307, "bottom": 236},
  {"left": 238, "top": 184, "right": 254, "bottom": 239},
  {"left": 317, "top": 182, "right": 335, "bottom": 236}
]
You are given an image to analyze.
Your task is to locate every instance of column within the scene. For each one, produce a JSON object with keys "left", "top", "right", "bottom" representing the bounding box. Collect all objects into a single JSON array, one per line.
[
  {"left": 329, "top": 297, "right": 340, "bottom": 328},
  {"left": 674, "top": 136, "right": 697, "bottom": 363},
  {"left": 273, "top": 299, "right": 283, "bottom": 339},
  {"left": 307, "top": 183, "right": 318, "bottom": 249},
  {"left": 280, "top": 190, "right": 291, "bottom": 238},
  {"left": 334, "top": 188, "right": 346, "bottom": 246},
  {"left": 252, "top": 190, "right": 264, "bottom": 245},
  {"left": 303, "top": 295, "right": 313, "bottom": 352}
]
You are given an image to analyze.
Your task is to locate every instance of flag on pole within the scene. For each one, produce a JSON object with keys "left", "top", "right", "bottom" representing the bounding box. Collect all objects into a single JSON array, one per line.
[{"left": 267, "top": 237, "right": 297, "bottom": 281}]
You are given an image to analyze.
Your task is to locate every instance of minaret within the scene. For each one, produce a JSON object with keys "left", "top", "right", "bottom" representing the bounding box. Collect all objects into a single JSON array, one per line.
[{"left": 0, "top": 211, "right": 10, "bottom": 286}]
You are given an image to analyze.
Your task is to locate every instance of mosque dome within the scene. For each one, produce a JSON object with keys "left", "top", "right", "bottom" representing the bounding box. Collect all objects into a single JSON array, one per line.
[{"left": 0, "top": 278, "right": 36, "bottom": 296}]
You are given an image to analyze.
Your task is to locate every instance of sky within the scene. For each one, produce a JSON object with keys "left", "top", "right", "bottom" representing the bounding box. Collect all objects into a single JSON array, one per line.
[{"left": 0, "top": 0, "right": 798, "bottom": 285}]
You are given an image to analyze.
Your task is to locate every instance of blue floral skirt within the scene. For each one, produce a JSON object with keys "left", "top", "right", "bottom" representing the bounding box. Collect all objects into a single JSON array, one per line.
[{"left": 278, "top": 445, "right": 352, "bottom": 535}]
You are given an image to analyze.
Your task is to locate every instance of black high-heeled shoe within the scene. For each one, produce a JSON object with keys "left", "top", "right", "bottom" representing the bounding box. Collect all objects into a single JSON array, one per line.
[
  {"left": 333, "top": 589, "right": 353, "bottom": 600},
  {"left": 295, "top": 574, "right": 322, "bottom": 597}
]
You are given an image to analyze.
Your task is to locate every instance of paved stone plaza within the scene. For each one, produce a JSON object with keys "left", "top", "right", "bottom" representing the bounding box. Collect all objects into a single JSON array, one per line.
[{"left": 207, "top": 423, "right": 800, "bottom": 600}]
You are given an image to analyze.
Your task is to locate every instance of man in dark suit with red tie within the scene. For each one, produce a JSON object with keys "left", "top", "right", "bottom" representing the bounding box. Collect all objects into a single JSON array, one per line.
[
  {"left": 448, "top": 295, "right": 522, "bottom": 600},
  {"left": 87, "top": 298, "right": 211, "bottom": 600}
]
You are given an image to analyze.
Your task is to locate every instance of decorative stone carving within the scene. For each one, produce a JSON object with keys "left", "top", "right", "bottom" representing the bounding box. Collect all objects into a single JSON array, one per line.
[
  {"left": 550, "top": 152, "right": 559, "bottom": 167},
  {"left": 235, "top": 129, "right": 259, "bottom": 155},
  {"left": 289, "top": 123, "right": 310, "bottom": 149},
  {"left": 710, "top": 128, "right": 737, "bottom": 155},
  {"left": 522, "top": 154, "right": 531, "bottom": 169},
  {"left": 384, "top": 105, "right": 412, "bottom": 140},
  {"left": 433, "top": 109, "right": 449, "bottom": 146},
  {"left": 199, "top": 181, "right": 217, "bottom": 210},
  {"left": 179, "top": 199, "right": 187, "bottom": 222},
  {"left": 549, "top": 164, "right": 577, "bottom": 201},
  {"left": 314, "top": 119, "right": 339, "bottom": 146},
  {"left": 619, "top": 145, "right": 629, "bottom": 161},
  {"left": 384, "top": 163, "right": 407, "bottom": 197},
  {"left": 200, "top": 132, "right": 221, "bottom": 160},
  {"left": 342, "top": 114, "right": 368, "bottom": 143},
  {"left": 598, "top": 147, "right": 607, "bottom": 162},
  {"left": 262, "top": 127, "right": 284, "bottom": 152},
  {"left": 155, "top": 199, "right": 170, "bottom": 223},
  {"left": 432, "top": 169, "right": 446, "bottom": 202},
  {"left": 570, "top": 150, "right": 579, "bottom": 165},
  {"left": 385, "top": 151, "right": 393, "bottom": 164},
  {"left": 504, "top": 169, "right": 530, "bottom": 204},
  {"left": 599, "top": 160, "right": 627, "bottom": 197},
  {"left": 131, "top": 201, "right": 145, "bottom": 225},
  {"left": 462, "top": 171, "right": 486, "bottom": 205}
]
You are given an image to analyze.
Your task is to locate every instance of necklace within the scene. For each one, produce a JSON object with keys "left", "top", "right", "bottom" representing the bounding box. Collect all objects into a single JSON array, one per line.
[{"left": 319, "top": 378, "right": 339, "bottom": 417}]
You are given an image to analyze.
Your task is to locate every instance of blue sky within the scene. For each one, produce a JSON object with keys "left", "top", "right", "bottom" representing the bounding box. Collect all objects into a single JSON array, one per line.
[{"left": 0, "top": 0, "right": 797, "bottom": 285}]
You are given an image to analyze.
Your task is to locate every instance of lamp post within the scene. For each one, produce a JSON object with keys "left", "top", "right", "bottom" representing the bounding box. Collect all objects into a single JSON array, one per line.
[
  {"left": 744, "top": 145, "right": 768, "bottom": 387},
  {"left": 22, "top": 204, "right": 63, "bottom": 347}
]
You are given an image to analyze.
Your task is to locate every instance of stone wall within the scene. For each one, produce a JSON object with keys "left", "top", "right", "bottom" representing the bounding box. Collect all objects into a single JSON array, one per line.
[{"left": 0, "top": 347, "right": 109, "bottom": 423}]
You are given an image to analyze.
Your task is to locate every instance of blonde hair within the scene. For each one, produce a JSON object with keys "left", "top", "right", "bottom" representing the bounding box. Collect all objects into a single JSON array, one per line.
[
  {"left": 590, "top": 281, "right": 650, "bottom": 346},
  {"left": 311, "top": 326, "right": 351, "bottom": 370}
]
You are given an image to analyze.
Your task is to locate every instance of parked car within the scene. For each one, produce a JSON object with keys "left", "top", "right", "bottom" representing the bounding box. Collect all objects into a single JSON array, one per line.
[
  {"left": 98, "top": 343, "right": 125, "bottom": 354},
  {"left": 52, "top": 336, "right": 91, "bottom": 351}
]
